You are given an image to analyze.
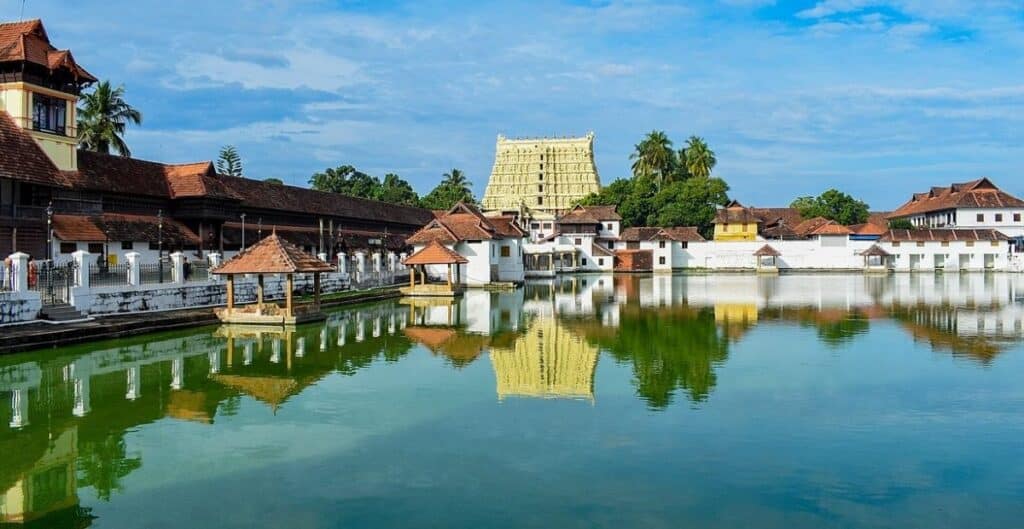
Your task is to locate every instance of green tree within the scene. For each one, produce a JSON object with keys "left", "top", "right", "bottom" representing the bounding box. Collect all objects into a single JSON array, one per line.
[
  {"left": 377, "top": 173, "right": 420, "bottom": 206},
  {"left": 309, "top": 165, "right": 381, "bottom": 199},
  {"left": 630, "top": 130, "right": 677, "bottom": 186},
  {"left": 420, "top": 168, "right": 475, "bottom": 210},
  {"left": 77, "top": 432, "right": 143, "bottom": 501},
  {"left": 651, "top": 177, "right": 731, "bottom": 237},
  {"left": 790, "top": 189, "right": 870, "bottom": 225},
  {"left": 579, "top": 177, "right": 657, "bottom": 228},
  {"left": 216, "top": 145, "right": 243, "bottom": 176},
  {"left": 681, "top": 136, "right": 716, "bottom": 179},
  {"left": 77, "top": 81, "right": 143, "bottom": 156},
  {"left": 888, "top": 218, "right": 913, "bottom": 230},
  {"left": 263, "top": 177, "right": 284, "bottom": 185}
]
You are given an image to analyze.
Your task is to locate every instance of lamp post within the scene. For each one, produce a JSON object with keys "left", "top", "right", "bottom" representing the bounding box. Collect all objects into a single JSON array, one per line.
[
  {"left": 257, "top": 217, "right": 263, "bottom": 240},
  {"left": 240, "top": 213, "right": 247, "bottom": 251},
  {"left": 45, "top": 201, "right": 53, "bottom": 261},
  {"left": 158, "top": 209, "right": 164, "bottom": 283}
]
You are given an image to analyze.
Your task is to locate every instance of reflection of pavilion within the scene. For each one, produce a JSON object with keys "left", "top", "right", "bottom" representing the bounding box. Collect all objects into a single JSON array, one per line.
[{"left": 489, "top": 318, "right": 598, "bottom": 401}]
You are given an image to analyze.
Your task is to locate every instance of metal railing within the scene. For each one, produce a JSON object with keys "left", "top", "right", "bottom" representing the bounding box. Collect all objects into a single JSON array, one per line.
[
  {"left": 139, "top": 263, "right": 173, "bottom": 284},
  {"left": 186, "top": 261, "right": 211, "bottom": 282},
  {"left": 89, "top": 263, "right": 131, "bottom": 287}
]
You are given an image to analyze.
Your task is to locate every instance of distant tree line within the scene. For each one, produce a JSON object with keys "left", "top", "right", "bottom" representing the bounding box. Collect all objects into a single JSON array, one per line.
[{"left": 309, "top": 166, "right": 475, "bottom": 210}]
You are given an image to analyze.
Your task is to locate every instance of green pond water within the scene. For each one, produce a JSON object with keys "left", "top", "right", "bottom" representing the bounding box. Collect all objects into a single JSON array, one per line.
[{"left": 2, "top": 273, "right": 1024, "bottom": 529}]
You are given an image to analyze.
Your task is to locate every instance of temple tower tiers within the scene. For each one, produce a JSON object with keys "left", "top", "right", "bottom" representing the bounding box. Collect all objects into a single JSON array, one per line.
[{"left": 481, "top": 133, "right": 602, "bottom": 215}]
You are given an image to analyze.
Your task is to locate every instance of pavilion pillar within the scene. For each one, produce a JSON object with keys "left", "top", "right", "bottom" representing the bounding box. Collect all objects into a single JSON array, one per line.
[
  {"left": 285, "top": 273, "right": 294, "bottom": 317},
  {"left": 257, "top": 274, "right": 265, "bottom": 314},
  {"left": 226, "top": 274, "right": 235, "bottom": 312},
  {"left": 447, "top": 264, "right": 452, "bottom": 287},
  {"left": 409, "top": 268, "right": 415, "bottom": 288},
  {"left": 313, "top": 272, "right": 322, "bottom": 310}
]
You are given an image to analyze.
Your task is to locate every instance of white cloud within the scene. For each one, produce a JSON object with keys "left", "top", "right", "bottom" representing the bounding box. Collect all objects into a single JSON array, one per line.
[
  {"left": 797, "top": 0, "right": 877, "bottom": 19},
  {"left": 173, "top": 47, "right": 365, "bottom": 91}
]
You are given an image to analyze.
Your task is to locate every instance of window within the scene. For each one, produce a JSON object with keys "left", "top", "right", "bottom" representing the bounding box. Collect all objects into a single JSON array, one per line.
[
  {"left": 916, "top": 241, "right": 924, "bottom": 247},
  {"left": 606, "top": 223, "right": 613, "bottom": 231},
  {"left": 1014, "top": 213, "right": 1021, "bottom": 222},
  {"left": 121, "top": 241, "right": 134, "bottom": 250},
  {"left": 598, "top": 258, "right": 604, "bottom": 266},
  {"left": 87, "top": 243, "right": 104, "bottom": 254},
  {"left": 722, "top": 223, "right": 729, "bottom": 231},
  {"left": 543, "top": 223, "right": 552, "bottom": 229},
  {"left": 538, "top": 173, "right": 544, "bottom": 181},
  {"left": 531, "top": 223, "right": 540, "bottom": 229},
  {"left": 658, "top": 240, "right": 666, "bottom": 248},
  {"left": 32, "top": 94, "right": 67, "bottom": 135},
  {"left": 607, "top": 241, "right": 614, "bottom": 249},
  {"left": 892, "top": 241, "right": 900, "bottom": 247},
  {"left": 149, "top": 242, "right": 160, "bottom": 250},
  {"left": 574, "top": 238, "right": 582, "bottom": 245},
  {"left": 500, "top": 246, "right": 511, "bottom": 257},
  {"left": 966, "top": 240, "right": 974, "bottom": 247},
  {"left": 539, "top": 164, "right": 544, "bottom": 170},
  {"left": 658, "top": 256, "right": 666, "bottom": 265},
  {"left": 977, "top": 213, "right": 984, "bottom": 222},
  {"left": 991, "top": 240, "right": 1000, "bottom": 247},
  {"left": 581, "top": 258, "right": 587, "bottom": 266},
  {"left": 59, "top": 243, "right": 76, "bottom": 254},
  {"left": 538, "top": 184, "right": 544, "bottom": 192},
  {"left": 537, "top": 196, "right": 543, "bottom": 205},
  {"left": 996, "top": 213, "right": 1003, "bottom": 222},
  {"left": 941, "top": 241, "right": 949, "bottom": 247},
  {"left": 681, "top": 242, "right": 688, "bottom": 249}
]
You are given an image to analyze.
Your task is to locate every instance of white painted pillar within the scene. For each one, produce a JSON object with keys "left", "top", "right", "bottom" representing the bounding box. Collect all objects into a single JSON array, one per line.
[
  {"left": 337, "top": 321, "right": 347, "bottom": 347},
  {"left": 244, "top": 342, "right": 254, "bottom": 365},
  {"left": 372, "top": 316, "right": 381, "bottom": 338},
  {"left": 388, "top": 252, "right": 397, "bottom": 273},
  {"left": 388, "top": 314, "right": 396, "bottom": 335},
  {"left": 208, "top": 253, "right": 222, "bottom": 282},
  {"left": 170, "top": 356, "right": 184, "bottom": 390},
  {"left": 271, "top": 339, "right": 281, "bottom": 363},
  {"left": 170, "top": 252, "right": 186, "bottom": 284},
  {"left": 125, "top": 252, "right": 142, "bottom": 286},
  {"left": 356, "top": 313, "right": 365, "bottom": 342},
  {"left": 318, "top": 252, "right": 328, "bottom": 262},
  {"left": 9, "top": 388, "right": 28, "bottom": 428},
  {"left": 355, "top": 251, "right": 367, "bottom": 279},
  {"left": 399, "top": 253, "right": 407, "bottom": 271},
  {"left": 71, "top": 250, "right": 90, "bottom": 288},
  {"left": 336, "top": 252, "right": 347, "bottom": 275},
  {"left": 320, "top": 328, "right": 327, "bottom": 351},
  {"left": 125, "top": 366, "right": 141, "bottom": 400},
  {"left": 296, "top": 336, "right": 306, "bottom": 358},
  {"left": 372, "top": 252, "right": 382, "bottom": 274},
  {"left": 9, "top": 252, "right": 28, "bottom": 292}
]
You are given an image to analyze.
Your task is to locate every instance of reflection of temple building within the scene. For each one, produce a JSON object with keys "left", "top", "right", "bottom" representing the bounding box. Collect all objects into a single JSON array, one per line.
[
  {"left": 713, "top": 303, "right": 758, "bottom": 342},
  {"left": 1, "top": 429, "right": 78, "bottom": 525},
  {"left": 489, "top": 318, "right": 598, "bottom": 401}
]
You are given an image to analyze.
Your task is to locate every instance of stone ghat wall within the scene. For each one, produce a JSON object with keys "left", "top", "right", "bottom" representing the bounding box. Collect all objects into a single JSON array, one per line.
[
  {"left": 72, "top": 273, "right": 350, "bottom": 316},
  {"left": 0, "top": 291, "right": 42, "bottom": 325}
]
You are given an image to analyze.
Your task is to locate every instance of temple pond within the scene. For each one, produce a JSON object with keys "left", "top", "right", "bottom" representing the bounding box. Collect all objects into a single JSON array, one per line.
[{"left": 2, "top": 273, "right": 1023, "bottom": 528}]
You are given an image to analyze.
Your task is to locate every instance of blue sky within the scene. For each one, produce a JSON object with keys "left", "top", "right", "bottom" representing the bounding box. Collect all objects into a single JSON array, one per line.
[{"left": 12, "top": 0, "right": 1024, "bottom": 209}]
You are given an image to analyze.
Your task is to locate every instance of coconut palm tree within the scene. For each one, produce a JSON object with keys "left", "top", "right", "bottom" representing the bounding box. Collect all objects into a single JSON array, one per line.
[
  {"left": 681, "top": 136, "right": 716, "bottom": 179},
  {"left": 630, "top": 130, "right": 676, "bottom": 186},
  {"left": 441, "top": 168, "right": 472, "bottom": 197},
  {"left": 77, "top": 81, "right": 142, "bottom": 157}
]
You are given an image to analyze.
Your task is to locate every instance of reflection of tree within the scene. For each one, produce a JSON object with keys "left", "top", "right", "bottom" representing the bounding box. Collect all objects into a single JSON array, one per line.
[
  {"left": 811, "top": 314, "right": 870, "bottom": 346},
  {"left": 14, "top": 505, "right": 95, "bottom": 529},
  {"left": 218, "top": 395, "right": 242, "bottom": 417},
  {"left": 572, "top": 306, "right": 729, "bottom": 409},
  {"left": 76, "top": 432, "right": 141, "bottom": 501}
]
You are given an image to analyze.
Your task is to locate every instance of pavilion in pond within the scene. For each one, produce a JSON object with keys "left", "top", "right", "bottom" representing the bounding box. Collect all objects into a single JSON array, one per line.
[
  {"left": 400, "top": 240, "right": 468, "bottom": 297},
  {"left": 212, "top": 234, "right": 335, "bottom": 325}
]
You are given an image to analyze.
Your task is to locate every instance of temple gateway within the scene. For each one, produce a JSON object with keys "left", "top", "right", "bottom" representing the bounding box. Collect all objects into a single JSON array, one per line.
[{"left": 481, "top": 133, "right": 601, "bottom": 217}]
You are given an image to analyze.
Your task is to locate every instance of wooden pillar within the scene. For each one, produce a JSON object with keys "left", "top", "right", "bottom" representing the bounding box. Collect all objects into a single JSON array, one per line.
[
  {"left": 409, "top": 268, "right": 415, "bottom": 288},
  {"left": 257, "top": 274, "right": 264, "bottom": 314},
  {"left": 285, "top": 273, "right": 294, "bottom": 317},
  {"left": 447, "top": 264, "right": 452, "bottom": 287},
  {"left": 226, "top": 274, "right": 235, "bottom": 311},
  {"left": 313, "top": 272, "right": 321, "bottom": 310}
]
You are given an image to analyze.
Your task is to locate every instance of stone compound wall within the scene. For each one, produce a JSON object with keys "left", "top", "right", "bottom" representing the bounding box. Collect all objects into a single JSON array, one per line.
[
  {"left": 72, "top": 273, "right": 350, "bottom": 316},
  {"left": 0, "top": 291, "right": 42, "bottom": 325}
]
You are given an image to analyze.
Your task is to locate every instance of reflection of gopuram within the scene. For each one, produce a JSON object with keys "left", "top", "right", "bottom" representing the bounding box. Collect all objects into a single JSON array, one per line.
[
  {"left": 489, "top": 318, "right": 598, "bottom": 401},
  {"left": 1, "top": 429, "right": 79, "bottom": 525}
]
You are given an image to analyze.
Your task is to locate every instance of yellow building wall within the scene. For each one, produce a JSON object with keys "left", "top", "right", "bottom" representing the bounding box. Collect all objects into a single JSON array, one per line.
[
  {"left": 713, "top": 222, "right": 758, "bottom": 241},
  {"left": 0, "top": 82, "right": 78, "bottom": 171}
]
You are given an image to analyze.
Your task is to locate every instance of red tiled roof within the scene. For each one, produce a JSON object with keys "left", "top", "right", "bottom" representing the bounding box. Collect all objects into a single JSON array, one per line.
[
  {"left": 406, "top": 202, "right": 522, "bottom": 245},
  {"left": 213, "top": 234, "right": 335, "bottom": 274},
  {"left": 557, "top": 204, "right": 622, "bottom": 223},
  {"left": 620, "top": 226, "right": 705, "bottom": 242},
  {"left": 889, "top": 178, "right": 1024, "bottom": 218},
  {"left": 880, "top": 229, "right": 1010, "bottom": 242},
  {"left": 809, "top": 221, "right": 852, "bottom": 236},
  {"left": 848, "top": 223, "right": 887, "bottom": 236},
  {"left": 0, "top": 111, "right": 69, "bottom": 187},
  {"left": 659, "top": 227, "right": 705, "bottom": 242},
  {"left": 714, "top": 206, "right": 762, "bottom": 224},
  {"left": 751, "top": 207, "right": 803, "bottom": 228},
  {"left": 0, "top": 19, "right": 96, "bottom": 82},
  {"left": 860, "top": 244, "right": 891, "bottom": 257},
  {"left": 753, "top": 244, "right": 781, "bottom": 256},
  {"left": 52, "top": 213, "right": 200, "bottom": 245},
  {"left": 793, "top": 217, "right": 830, "bottom": 236},
  {"left": 403, "top": 240, "right": 468, "bottom": 265},
  {"left": 164, "top": 162, "right": 239, "bottom": 200},
  {"left": 72, "top": 150, "right": 174, "bottom": 198}
]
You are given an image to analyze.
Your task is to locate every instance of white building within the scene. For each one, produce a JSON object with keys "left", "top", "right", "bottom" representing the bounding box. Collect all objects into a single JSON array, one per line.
[
  {"left": 888, "top": 178, "right": 1024, "bottom": 239},
  {"left": 405, "top": 202, "right": 526, "bottom": 286}
]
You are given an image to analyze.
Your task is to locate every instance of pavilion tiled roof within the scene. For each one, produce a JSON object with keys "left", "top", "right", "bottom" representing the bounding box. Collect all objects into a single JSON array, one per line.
[
  {"left": 880, "top": 229, "right": 1010, "bottom": 242},
  {"left": 753, "top": 244, "right": 781, "bottom": 257},
  {"left": 0, "top": 20, "right": 96, "bottom": 81},
  {"left": 406, "top": 202, "right": 523, "bottom": 245},
  {"left": 889, "top": 178, "right": 1024, "bottom": 218},
  {"left": 558, "top": 204, "right": 622, "bottom": 223},
  {"left": 860, "top": 244, "right": 891, "bottom": 257},
  {"left": 403, "top": 241, "right": 469, "bottom": 265},
  {"left": 0, "top": 111, "right": 68, "bottom": 187},
  {"left": 213, "top": 234, "right": 336, "bottom": 274},
  {"left": 52, "top": 213, "right": 200, "bottom": 245}
]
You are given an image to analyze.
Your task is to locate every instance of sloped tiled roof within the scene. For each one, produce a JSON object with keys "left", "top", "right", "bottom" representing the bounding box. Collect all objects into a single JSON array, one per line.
[
  {"left": 51, "top": 213, "right": 200, "bottom": 245},
  {"left": 860, "top": 244, "right": 891, "bottom": 257},
  {"left": 164, "top": 162, "right": 240, "bottom": 200},
  {"left": 880, "top": 229, "right": 1010, "bottom": 242},
  {"left": 753, "top": 244, "right": 781, "bottom": 256},
  {"left": 751, "top": 207, "right": 803, "bottom": 228},
  {"left": 809, "top": 221, "right": 853, "bottom": 236},
  {"left": 793, "top": 216, "right": 831, "bottom": 236},
  {"left": 889, "top": 178, "right": 1024, "bottom": 218},
  {"left": 557, "top": 204, "right": 622, "bottom": 223},
  {"left": 0, "top": 111, "right": 68, "bottom": 187},
  {"left": 73, "top": 150, "right": 174, "bottom": 198},
  {"left": 848, "top": 223, "right": 887, "bottom": 236},
  {"left": 0, "top": 19, "right": 96, "bottom": 81},
  {"left": 714, "top": 206, "right": 762, "bottom": 224},
  {"left": 406, "top": 202, "right": 523, "bottom": 245},
  {"left": 619, "top": 226, "right": 705, "bottom": 242},
  {"left": 403, "top": 240, "right": 469, "bottom": 265},
  {"left": 213, "top": 234, "right": 336, "bottom": 274}
]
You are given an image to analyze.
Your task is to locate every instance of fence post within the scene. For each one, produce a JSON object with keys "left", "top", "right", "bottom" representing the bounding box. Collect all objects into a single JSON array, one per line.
[
  {"left": 170, "top": 252, "right": 185, "bottom": 284},
  {"left": 355, "top": 251, "right": 367, "bottom": 282},
  {"left": 208, "top": 253, "right": 222, "bottom": 282},
  {"left": 71, "top": 250, "right": 90, "bottom": 288},
  {"left": 318, "top": 252, "right": 328, "bottom": 262},
  {"left": 9, "top": 252, "right": 29, "bottom": 292},
  {"left": 399, "top": 253, "right": 407, "bottom": 271},
  {"left": 125, "top": 252, "right": 141, "bottom": 286},
  {"left": 336, "top": 252, "right": 347, "bottom": 275}
]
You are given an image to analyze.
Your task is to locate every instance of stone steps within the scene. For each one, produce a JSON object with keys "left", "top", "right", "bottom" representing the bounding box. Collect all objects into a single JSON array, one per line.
[{"left": 39, "top": 303, "right": 88, "bottom": 322}]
